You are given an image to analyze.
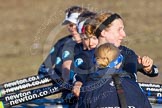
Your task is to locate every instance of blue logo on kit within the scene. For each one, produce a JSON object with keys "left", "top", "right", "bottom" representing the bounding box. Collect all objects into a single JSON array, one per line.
[
  {"left": 74, "top": 58, "right": 83, "bottom": 67},
  {"left": 62, "top": 51, "right": 70, "bottom": 59}
]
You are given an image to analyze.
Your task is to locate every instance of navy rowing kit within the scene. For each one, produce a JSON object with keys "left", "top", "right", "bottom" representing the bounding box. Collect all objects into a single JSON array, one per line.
[
  {"left": 38, "top": 35, "right": 158, "bottom": 82},
  {"left": 119, "top": 45, "right": 158, "bottom": 81},
  {"left": 37, "top": 39, "right": 158, "bottom": 107},
  {"left": 78, "top": 68, "right": 152, "bottom": 108},
  {"left": 62, "top": 43, "right": 96, "bottom": 82},
  {"left": 38, "top": 35, "right": 73, "bottom": 78},
  {"left": 73, "top": 45, "right": 159, "bottom": 83}
]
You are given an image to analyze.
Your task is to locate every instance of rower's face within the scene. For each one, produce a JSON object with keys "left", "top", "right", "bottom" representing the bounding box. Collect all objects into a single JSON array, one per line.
[
  {"left": 103, "top": 19, "right": 126, "bottom": 47},
  {"left": 82, "top": 35, "right": 98, "bottom": 50},
  {"left": 67, "top": 23, "right": 81, "bottom": 42}
]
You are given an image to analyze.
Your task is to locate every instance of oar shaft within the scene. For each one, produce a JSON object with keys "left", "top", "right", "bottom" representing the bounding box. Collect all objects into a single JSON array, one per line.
[
  {"left": 0, "top": 84, "right": 63, "bottom": 108},
  {"left": 138, "top": 82, "right": 162, "bottom": 97},
  {"left": 140, "top": 86, "right": 162, "bottom": 94},
  {"left": 0, "top": 78, "right": 65, "bottom": 101},
  {"left": 0, "top": 71, "right": 60, "bottom": 97},
  {"left": 148, "top": 96, "right": 162, "bottom": 104},
  {"left": 0, "top": 75, "right": 41, "bottom": 89},
  {"left": 0, "top": 77, "right": 52, "bottom": 97},
  {"left": 143, "top": 91, "right": 162, "bottom": 97},
  {"left": 139, "top": 82, "right": 162, "bottom": 88},
  {"left": 0, "top": 71, "right": 58, "bottom": 90}
]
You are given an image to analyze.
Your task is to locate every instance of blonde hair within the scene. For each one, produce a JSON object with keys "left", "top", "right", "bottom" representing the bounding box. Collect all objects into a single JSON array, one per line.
[{"left": 95, "top": 43, "right": 120, "bottom": 68}]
